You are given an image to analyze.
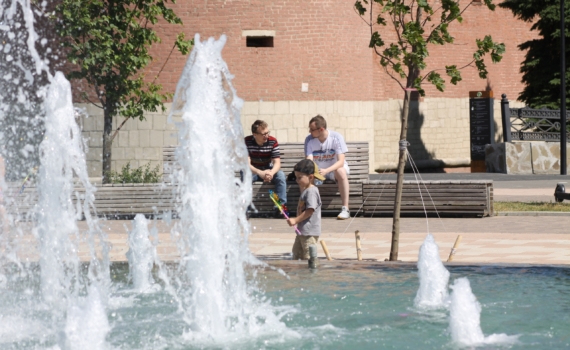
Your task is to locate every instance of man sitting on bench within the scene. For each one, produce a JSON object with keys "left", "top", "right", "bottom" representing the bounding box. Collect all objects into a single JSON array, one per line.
[
  {"left": 304, "top": 115, "right": 350, "bottom": 220},
  {"left": 245, "top": 120, "right": 287, "bottom": 217}
]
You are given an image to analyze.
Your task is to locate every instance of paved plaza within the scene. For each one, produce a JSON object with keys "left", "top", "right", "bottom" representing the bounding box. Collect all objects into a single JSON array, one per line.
[
  {"left": 11, "top": 174, "right": 570, "bottom": 266},
  {"left": 13, "top": 213, "right": 570, "bottom": 265}
]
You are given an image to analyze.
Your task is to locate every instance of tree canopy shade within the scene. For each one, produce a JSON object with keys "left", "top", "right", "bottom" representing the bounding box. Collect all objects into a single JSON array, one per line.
[
  {"left": 55, "top": 0, "right": 192, "bottom": 180},
  {"left": 500, "top": 0, "right": 570, "bottom": 109}
]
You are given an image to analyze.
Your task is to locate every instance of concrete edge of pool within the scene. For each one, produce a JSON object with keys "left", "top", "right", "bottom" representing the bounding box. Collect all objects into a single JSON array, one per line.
[{"left": 255, "top": 259, "right": 570, "bottom": 270}]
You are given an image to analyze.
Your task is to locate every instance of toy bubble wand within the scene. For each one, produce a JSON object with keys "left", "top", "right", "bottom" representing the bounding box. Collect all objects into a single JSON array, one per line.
[
  {"left": 269, "top": 190, "right": 301, "bottom": 235},
  {"left": 19, "top": 167, "right": 38, "bottom": 195}
]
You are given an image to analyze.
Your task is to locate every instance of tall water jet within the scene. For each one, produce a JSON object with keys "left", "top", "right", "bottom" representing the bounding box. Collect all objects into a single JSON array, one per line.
[
  {"left": 414, "top": 233, "right": 450, "bottom": 309},
  {"left": 167, "top": 34, "right": 286, "bottom": 342},
  {"left": 449, "top": 277, "right": 485, "bottom": 345},
  {"left": 34, "top": 72, "right": 110, "bottom": 350},
  {"left": 126, "top": 214, "right": 156, "bottom": 291}
]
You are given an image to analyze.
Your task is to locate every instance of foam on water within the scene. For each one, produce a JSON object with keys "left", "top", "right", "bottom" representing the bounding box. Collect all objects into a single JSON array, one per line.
[
  {"left": 414, "top": 233, "right": 450, "bottom": 310},
  {"left": 167, "top": 34, "right": 289, "bottom": 343}
]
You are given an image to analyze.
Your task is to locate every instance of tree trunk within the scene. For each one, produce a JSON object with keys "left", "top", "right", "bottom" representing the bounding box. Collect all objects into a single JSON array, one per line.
[
  {"left": 102, "top": 109, "right": 113, "bottom": 183},
  {"left": 389, "top": 88, "right": 412, "bottom": 261}
]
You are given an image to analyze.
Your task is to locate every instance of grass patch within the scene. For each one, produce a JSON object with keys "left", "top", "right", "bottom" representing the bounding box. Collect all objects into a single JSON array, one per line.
[{"left": 495, "top": 201, "right": 570, "bottom": 212}]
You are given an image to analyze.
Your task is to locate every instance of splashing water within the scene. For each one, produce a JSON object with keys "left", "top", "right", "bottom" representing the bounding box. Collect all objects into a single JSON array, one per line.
[
  {"left": 63, "top": 286, "right": 110, "bottom": 350},
  {"left": 414, "top": 233, "right": 450, "bottom": 310},
  {"left": 449, "top": 277, "right": 485, "bottom": 345},
  {"left": 34, "top": 71, "right": 110, "bottom": 347},
  {"left": 126, "top": 214, "right": 156, "bottom": 292},
  {"left": 167, "top": 34, "right": 289, "bottom": 343},
  {"left": 449, "top": 277, "right": 519, "bottom": 347}
]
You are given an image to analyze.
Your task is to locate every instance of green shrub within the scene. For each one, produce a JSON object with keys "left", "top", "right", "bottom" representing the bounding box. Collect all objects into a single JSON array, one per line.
[{"left": 105, "top": 162, "right": 161, "bottom": 184}]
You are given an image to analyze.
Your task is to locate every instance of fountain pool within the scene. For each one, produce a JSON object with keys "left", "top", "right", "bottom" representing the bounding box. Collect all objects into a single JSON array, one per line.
[
  {"left": 1, "top": 2, "right": 569, "bottom": 348},
  {"left": 0, "top": 263, "right": 568, "bottom": 349}
]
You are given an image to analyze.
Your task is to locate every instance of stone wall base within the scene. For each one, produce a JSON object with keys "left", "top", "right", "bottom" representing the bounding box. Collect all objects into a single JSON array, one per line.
[
  {"left": 485, "top": 141, "right": 570, "bottom": 174},
  {"left": 77, "top": 97, "right": 525, "bottom": 177}
]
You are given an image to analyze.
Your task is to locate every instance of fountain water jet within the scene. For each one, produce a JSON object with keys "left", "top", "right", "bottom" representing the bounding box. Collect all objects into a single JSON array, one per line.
[
  {"left": 414, "top": 233, "right": 450, "bottom": 310},
  {"left": 167, "top": 34, "right": 289, "bottom": 343},
  {"left": 63, "top": 286, "right": 110, "bottom": 350},
  {"left": 126, "top": 214, "right": 157, "bottom": 292},
  {"left": 449, "top": 277, "right": 518, "bottom": 347}
]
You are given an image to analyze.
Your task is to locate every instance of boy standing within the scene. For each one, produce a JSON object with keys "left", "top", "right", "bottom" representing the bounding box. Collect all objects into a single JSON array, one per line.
[{"left": 286, "top": 159, "right": 325, "bottom": 260}]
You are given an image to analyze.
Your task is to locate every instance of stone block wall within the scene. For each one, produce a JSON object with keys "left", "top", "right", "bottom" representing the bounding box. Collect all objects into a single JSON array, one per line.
[
  {"left": 486, "top": 141, "right": 570, "bottom": 174},
  {"left": 78, "top": 96, "right": 524, "bottom": 177},
  {"left": 241, "top": 100, "right": 376, "bottom": 172},
  {"left": 78, "top": 103, "right": 180, "bottom": 177}
]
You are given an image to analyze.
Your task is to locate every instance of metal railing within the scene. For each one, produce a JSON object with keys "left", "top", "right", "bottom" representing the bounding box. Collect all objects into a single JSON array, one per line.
[{"left": 501, "top": 94, "right": 570, "bottom": 142}]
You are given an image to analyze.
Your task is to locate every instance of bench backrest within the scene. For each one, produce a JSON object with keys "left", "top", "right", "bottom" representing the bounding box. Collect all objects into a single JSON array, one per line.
[{"left": 163, "top": 142, "right": 369, "bottom": 181}]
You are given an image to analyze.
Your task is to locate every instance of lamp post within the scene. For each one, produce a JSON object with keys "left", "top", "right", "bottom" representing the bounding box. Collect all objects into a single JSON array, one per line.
[{"left": 561, "top": 0, "right": 567, "bottom": 175}]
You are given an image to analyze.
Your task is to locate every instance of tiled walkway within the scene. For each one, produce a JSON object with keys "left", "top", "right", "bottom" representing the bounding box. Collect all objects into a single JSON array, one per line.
[
  {"left": 247, "top": 216, "right": 570, "bottom": 265},
  {"left": 11, "top": 215, "right": 566, "bottom": 265}
]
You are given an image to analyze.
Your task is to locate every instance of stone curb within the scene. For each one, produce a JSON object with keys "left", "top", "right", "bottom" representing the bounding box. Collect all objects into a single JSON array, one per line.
[{"left": 496, "top": 211, "right": 570, "bottom": 216}]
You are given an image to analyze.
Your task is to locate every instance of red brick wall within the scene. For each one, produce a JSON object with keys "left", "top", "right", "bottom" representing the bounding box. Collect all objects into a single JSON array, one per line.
[
  {"left": 371, "top": 2, "right": 536, "bottom": 100},
  {"left": 70, "top": 0, "right": 537, "bottom": 103}
]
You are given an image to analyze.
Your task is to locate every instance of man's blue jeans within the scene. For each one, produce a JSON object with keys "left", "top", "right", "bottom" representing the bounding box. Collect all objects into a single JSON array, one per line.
[{"left": 252, "top": 170, "right": 287, "bottom": 205}]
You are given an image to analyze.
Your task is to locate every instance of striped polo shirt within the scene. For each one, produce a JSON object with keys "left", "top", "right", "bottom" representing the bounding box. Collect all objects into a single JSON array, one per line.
[{"left": 245, "top": 135, "right": 280, "bottom": 170}]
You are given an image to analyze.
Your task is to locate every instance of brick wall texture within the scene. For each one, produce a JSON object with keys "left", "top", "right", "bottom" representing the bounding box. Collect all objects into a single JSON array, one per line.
[{"left": 71, "top": 0, "right": 539, "bottom": 176}]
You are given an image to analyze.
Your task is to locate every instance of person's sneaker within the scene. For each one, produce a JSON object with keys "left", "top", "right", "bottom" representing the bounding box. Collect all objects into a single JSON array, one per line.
[{"left": 337, "top": 206, "right": 350, "bottom": 220}]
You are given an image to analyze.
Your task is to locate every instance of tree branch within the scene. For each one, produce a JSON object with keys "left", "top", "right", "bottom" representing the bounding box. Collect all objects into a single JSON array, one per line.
[
  {"left": 423, "top": 5, "right": 443, "bottom": 27},
  {"left": 372, "top": 45, "right": 402, "bottom": 71},
  {"left": 384, "top": 65, "right": 406, "bottom": 90},
  {"left": 151, "top": 41, "right": 177, "bottom": 84},
  {"left": 420, "top": 58, "right": 476, "bottom": 83},
  {"left": 392, "top": 10, "right": 403, "bottom": 45},
  {"left": 353, "top": 5, "right": 371, "bottom": 26},
  {"left": 82, "top": 95, "right": 104, "bottom": 109},
  {"left": 426, "top": 1, "right": 474, "bottom": 43},
  {"left": 110, "top": 117, "right": 129, "bottom": 142}
]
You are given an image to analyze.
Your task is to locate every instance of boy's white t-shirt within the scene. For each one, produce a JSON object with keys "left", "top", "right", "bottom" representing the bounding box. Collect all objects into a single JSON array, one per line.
[{"left": 304, "top": 130, "right": 349, "bottom": 170}]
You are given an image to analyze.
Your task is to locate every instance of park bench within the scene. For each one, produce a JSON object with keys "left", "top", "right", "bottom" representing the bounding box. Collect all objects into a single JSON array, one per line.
[
  {"left": 5, "top": 145, "right": 492, "bottom": 219},
  {"left": 361, "top": 180, "right": 493, "bottom": 217},
  {"left": 6, "top": 183, "right": 175, "bottom": 219},
  {"left": 163, "top": 142, "right": 370, "bottom": 216}
]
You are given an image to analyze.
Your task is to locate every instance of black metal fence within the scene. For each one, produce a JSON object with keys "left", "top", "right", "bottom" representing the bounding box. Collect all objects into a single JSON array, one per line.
[{"left": 500, "top": 94, "right": 570, "bottom": 142}]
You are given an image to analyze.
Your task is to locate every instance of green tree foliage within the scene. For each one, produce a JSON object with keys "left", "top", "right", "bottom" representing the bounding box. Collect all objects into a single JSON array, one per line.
[
  {"left": 354, "top": 0, "right": 505, "bottom": 95},
  {"left": 500, "top": 0, "right": 570, "bottom": 109},
  {"left": 354, "top": 0, "right": 505, "bottom": 261},
  {"left": 55, "top": 0, "right": 193, "bottom": 181}
]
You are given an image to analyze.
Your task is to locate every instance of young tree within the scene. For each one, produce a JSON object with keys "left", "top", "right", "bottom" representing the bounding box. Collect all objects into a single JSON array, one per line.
[
  {"left": 55, "top": 0, "right": 192, "bottom": 182},
  {"left": 354, "top": 0, "right": 505, "bottom": 260},
  {"left": 500, "top": 0, "right": 570, "bottom": 109}
]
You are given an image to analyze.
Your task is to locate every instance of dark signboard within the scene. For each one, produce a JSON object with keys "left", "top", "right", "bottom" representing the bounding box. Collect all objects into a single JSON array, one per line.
[{"left": 469, "top": 92, "right": 495, "bottom": 161}]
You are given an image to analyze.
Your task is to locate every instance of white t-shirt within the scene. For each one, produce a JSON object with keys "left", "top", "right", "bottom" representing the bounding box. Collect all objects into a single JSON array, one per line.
[{"left": 304, "top": 130, "right": 349, "bottom": 170}]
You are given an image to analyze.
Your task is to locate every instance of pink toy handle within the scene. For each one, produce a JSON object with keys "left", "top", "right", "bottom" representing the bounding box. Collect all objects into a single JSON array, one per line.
[{"left": 279, "top": 207, "right": 302, "bottom": 235}]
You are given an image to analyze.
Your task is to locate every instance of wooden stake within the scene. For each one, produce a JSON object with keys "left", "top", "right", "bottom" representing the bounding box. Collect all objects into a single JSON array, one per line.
[
  {"left": 355, "top": 230, "right": 362, "bottom": 261},
  {"left": 447, "top": 235, "right": 463, "bottom": 262},
  {"left": 320, "top": 240, "right": 332, "bottom": 260}
]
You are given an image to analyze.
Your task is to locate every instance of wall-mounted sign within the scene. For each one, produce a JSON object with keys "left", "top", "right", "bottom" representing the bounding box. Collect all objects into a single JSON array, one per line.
[{"left": 469, "top": 91, "right": 495, "bottom": 162}]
